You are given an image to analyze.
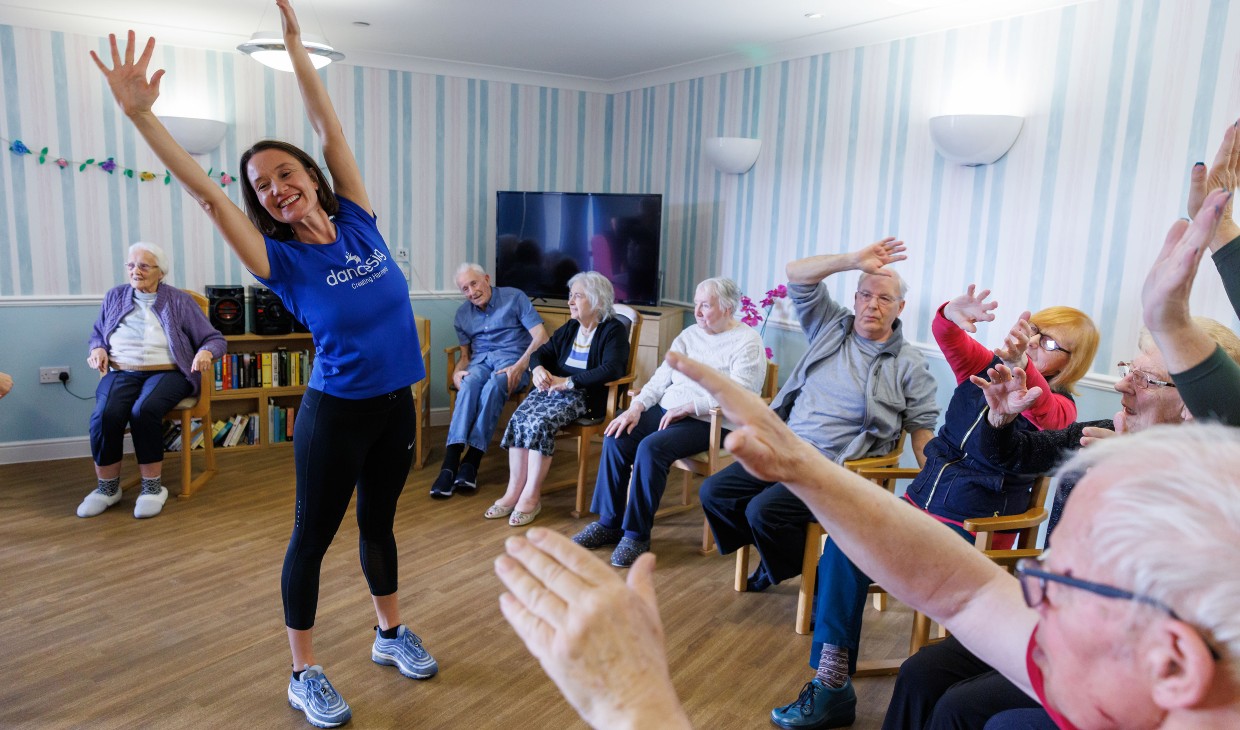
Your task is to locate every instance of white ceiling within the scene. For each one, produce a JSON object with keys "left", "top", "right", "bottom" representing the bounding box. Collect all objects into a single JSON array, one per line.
[{"left": 0, "top": 0, "right": 1090, "bottom": 92}]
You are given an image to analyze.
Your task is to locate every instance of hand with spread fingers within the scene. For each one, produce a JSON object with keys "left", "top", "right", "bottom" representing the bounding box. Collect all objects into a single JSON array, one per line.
[
  {"left": 495, "top": 527, "right": 690, "bottom": 730},
  {"left": 854, "top": 236, "right": 908, "bottom": 277},
  {"left": 992, "top": 310, "right": 1035, "bottom": 370},
  {"left": 1187, "top": 119, "right": 1240, "bottom": 251},
  {"left": 1143, "top": 188, "right": 1230, "bottom": 337},
  {"left": 943, "top": 284, "right": 998, "bottom": 333},
  {"left": 969, "top": 363, "right": 1043, "bottom": 429}
]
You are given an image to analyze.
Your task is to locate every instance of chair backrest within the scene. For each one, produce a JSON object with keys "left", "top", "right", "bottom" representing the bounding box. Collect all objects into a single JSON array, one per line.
[
  {"left": 611, "top": 304, "right": 643, "bottom": 378},
  {"left": 760, "top": 360, "right": 779, "bottom": 402},
  {"left": 188, "top": 290, "right": 210, "bottom": 316}
]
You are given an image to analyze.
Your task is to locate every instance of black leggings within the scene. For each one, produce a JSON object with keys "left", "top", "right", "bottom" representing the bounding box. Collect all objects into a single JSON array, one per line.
[{"left": 281, "top": 386, "right": 415, "bottom": 630}]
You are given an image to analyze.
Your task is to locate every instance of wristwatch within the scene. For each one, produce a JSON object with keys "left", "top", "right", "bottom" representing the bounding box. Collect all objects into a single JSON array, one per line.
[{"left": 565, "top": 376, "right": 575, "bottom": 390}]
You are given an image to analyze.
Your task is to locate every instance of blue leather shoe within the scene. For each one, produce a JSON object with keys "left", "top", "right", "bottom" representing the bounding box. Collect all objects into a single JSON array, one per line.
[{"left": 770, "top": 678, "right": 856, "bottom": 729}]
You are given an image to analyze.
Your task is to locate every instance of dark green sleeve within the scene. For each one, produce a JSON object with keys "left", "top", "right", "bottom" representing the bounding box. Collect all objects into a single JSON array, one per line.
[
  {"left": 1171, "top": 345, "right": 1240, "bottom": 426},
  {"left": 1212, "top": 235, "right": 1240, "bottom": 318}
]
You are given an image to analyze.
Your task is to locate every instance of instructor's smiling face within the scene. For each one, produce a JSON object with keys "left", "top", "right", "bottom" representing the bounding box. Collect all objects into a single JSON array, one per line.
[{"left": 246, "top": 149, "right": 322, "bottom": 225}]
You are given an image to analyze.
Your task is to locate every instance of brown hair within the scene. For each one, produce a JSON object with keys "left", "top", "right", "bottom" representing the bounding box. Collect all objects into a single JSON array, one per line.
[
  {"left": 239, "top": 140, "right": 338, "bottom": 240},
  {"left": 1029, "top": 306, "right": 1099, "bottom": 396}
]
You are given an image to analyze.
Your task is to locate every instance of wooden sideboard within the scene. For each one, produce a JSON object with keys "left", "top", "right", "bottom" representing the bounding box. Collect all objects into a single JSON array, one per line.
[{"left": 533, "top": 302, "right": 686, "bottom": 389}]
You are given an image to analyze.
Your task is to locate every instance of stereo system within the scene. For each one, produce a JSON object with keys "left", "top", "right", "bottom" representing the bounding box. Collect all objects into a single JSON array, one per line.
[
  {"left": 205, "top": 285, "right": 246, "bottom": 335},
  {"left": 248, "top": 285, "right": 293, "bottom": 336}
]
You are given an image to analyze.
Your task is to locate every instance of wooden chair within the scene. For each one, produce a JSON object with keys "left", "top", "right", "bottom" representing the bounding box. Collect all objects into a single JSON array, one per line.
[
  {"left": 411, "top": 315, "right": 432, "bottom": 469},
  {"left": 806, "top": 467, "right": 1053, "bottom": 677},
  {"left": 543, "top": 305, "right": 643, "bottom": 517},
  {"left": 666, "top": 360, "right": 780, "bottom": 546},
  {"left": 120, "top": 291, "right": 217, "bottom": 500}
]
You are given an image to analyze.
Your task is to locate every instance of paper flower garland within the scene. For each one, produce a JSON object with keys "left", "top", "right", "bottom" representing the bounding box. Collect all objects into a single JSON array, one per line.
[{"left": 4, "top": 136, "right": 236, "bottom": 187}]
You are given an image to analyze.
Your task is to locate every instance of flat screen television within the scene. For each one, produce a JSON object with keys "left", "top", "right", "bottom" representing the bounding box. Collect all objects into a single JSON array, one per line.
[{"left": 495, "top": 191, "right": 662, "bottom": 306}]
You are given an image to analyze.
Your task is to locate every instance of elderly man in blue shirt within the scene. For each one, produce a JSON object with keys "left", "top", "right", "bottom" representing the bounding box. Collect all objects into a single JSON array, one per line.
[{"left": 432, "top": 263, "right": 549, "bottom": 498}]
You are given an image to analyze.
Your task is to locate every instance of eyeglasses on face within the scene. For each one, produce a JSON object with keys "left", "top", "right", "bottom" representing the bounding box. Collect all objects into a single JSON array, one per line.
[
  {"left": 125, "top": 262, "right": 159, "bottom": 272},
  {"left": 1028, "top": 325, "right": 1071, "bottom": 355},
  {"left": 1015, "top": 556, "right": 1220, "bottom": 660},
  {"left": 855, "top": 290, "right": 899, "bottom": 307},
  {"left": 1116, "top": 361, "right": 1176, "bottom": 390}
]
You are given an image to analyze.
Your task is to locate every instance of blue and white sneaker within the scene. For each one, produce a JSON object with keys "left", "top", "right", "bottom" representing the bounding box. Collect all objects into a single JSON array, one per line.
[
  {"left": 287, "top": 665, "right": 352, "bottom": 728},
  {"left": 371, "top": 625, "right": 438, "bottom": 679}
]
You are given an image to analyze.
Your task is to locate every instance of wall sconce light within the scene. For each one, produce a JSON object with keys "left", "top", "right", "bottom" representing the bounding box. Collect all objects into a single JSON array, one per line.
[
  {"left": 159, "top": 116, "right": 228, "bottom": 155},
  {"left": 928, "top": 114, "right": 1023, "bottom": 166},
  {"left": 704, "top": 137, "right": 762, "bottom": 174}
]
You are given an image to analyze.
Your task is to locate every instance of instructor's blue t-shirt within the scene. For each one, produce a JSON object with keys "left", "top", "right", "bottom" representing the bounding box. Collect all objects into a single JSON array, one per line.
[{"left": 254, "top": 196, "right": 424, "bottom": 399}]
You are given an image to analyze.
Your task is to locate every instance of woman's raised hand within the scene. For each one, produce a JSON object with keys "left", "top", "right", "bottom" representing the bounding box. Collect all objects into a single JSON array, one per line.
[
  {"left": 993, "top": 311, "right": 1034, "bottom": 369},
  {"left": 89, "top": 31, "right": 163, "bottom": 118},
  {"left": 277, "top": 0, "right": 303, "bottom": 43},
  {"left": 943, "top": 284, "right": 997, "bottom": 333}
]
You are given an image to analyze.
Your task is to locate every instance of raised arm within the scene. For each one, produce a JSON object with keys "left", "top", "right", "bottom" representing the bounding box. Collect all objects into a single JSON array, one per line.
[
  {"left": 669, "top": 352, "right": 1036, "bottom": 691},
  {"left": 1187, "top": 119, "right": 1240, "bottom": 254},
  {"left": 277, "top": 0, "right": 371, "bottom": 213},
  {"left": 91, "top": 32, "right": 268, "bottom": 277},
  {"left": 935, "top": 286, "right": 999, "bottom": 383},
  {"left": 785, "top": 237, "right": 906, "bottom": 285}
]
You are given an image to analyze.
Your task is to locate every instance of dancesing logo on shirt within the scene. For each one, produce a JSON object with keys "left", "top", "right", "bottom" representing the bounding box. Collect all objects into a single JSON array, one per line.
[{"left": 326, "top": 248, "right": 390, "bottom": 289}]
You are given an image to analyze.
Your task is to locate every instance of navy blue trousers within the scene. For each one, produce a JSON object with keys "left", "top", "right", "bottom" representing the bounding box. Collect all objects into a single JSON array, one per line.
[
  {"left": 590, "top": 406, "right": 713, "bottom": 542},
  {"left": 699, "top": 461, "right": 812, "bottom": 583},
  {"left": 90, "top": 369, "right": 193, "bottom": 465}
]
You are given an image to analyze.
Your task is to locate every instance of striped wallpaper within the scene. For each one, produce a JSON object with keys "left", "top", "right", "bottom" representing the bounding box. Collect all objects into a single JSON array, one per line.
[{"left": 2, "top": 0, "right": 1238, "bottom": 375}]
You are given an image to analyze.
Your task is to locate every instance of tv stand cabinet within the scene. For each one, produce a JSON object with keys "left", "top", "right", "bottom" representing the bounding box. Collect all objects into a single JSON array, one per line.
[{"left": 533, "top": 302, "right": 685, "bottom": 389}]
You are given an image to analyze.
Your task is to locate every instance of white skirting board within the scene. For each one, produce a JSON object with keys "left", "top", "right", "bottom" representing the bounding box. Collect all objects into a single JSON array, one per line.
[{"left": 0, "top": 409, "right": 452, "bottom": 465}]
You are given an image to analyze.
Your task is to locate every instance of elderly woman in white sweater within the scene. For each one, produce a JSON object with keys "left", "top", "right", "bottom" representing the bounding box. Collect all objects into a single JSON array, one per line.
[{"left": 571, "top": 277, "right": 766, "bottom": 567}]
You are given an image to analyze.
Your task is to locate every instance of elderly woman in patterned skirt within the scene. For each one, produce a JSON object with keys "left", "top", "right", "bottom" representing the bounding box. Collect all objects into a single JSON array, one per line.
[{"left": 487, "top": 271, "right": 631, "bottom": 526}]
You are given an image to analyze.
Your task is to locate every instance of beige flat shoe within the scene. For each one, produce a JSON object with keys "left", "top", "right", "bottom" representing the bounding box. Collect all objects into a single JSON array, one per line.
[
  {"left": 509, "top": 503, "right": 542, "bottom": 527},
  {"left": 484, "top": 502, "right": 515, "bottom": 520}
]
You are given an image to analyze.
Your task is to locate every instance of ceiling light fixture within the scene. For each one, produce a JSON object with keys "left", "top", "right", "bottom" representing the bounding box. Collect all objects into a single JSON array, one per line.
[
  {"left": 236, "top": 0, "right": 344, "bottom": 72},
  {"left": 805, "top": 12, "right": 823, "bottom": 19}
]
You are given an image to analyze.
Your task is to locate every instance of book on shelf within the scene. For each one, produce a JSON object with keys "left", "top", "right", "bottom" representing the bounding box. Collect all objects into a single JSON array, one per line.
[
  {"left": 225, "top": 414, "right": 249, "bottom": 447},
  {"left": 213, "top": 418, "right": 234, "bottom": 446}
]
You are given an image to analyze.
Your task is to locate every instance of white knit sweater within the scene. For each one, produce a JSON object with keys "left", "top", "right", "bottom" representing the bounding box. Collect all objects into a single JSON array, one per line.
[{"left": 633, "top": 323, "right": 766, "bottom": 423}]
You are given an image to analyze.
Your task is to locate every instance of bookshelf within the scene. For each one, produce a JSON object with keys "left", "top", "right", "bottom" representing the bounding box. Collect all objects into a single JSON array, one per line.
[{"left": 210, "top": 332, "right": 315, "bottom": 450}]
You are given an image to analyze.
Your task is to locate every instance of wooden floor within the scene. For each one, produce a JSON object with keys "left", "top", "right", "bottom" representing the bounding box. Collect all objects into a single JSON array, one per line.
[{"left": 0, "top": 427, "right": 909, "bottom": 729}]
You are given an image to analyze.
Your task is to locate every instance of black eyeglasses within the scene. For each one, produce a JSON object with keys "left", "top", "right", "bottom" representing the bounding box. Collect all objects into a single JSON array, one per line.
[
  {"left": 1015, "top": 556, "right": 1220, "bottom": 660},
  {"left": 1028, "top": 325, "right": 1070, "bottom": 355}
]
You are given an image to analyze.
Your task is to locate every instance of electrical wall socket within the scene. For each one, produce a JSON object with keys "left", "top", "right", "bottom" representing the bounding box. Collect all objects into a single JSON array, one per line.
[
  {"left": 39, "top": 366, "right": 71, "bottom": 384},
  {"left": 395, "top": 248, "right": 409, "bottom": 262}
]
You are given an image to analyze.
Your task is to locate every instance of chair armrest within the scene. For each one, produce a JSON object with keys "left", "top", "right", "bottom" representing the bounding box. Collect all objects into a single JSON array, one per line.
[
  {"left": 444, "top": 345, "right": 462, "bottom": 392},
  {"left": 852, "top": 466, "right": 921, "bottom": 481},
  {"left": 982, "top": 548, "right": 1042, "bottom": 571},
  {"left": 188, "top": 368, "right": 213, "bottom": 418},
  {"left": 962, "top": 508, "right": 1048, "bottom": 533}
]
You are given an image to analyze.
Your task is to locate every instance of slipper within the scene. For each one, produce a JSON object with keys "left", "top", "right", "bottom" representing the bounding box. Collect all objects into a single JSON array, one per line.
[
  {"left": 509, "top": 503, "right": 542, "bottom": 527},
  {"left": 484, "top": 502, "right": 515, "bottom": 519}
]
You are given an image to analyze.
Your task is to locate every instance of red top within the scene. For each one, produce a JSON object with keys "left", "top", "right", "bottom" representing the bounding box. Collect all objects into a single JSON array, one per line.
[
  {"left": 932, "top": 304, "right": 1077, "bottom": 430},
  {"left": 1026, "top": 628, "right": 1079, "bottom": 730}
]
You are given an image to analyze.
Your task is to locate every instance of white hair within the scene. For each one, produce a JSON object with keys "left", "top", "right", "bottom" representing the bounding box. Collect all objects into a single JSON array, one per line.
[
  {"left": 857, "top": 269, "right": 908, "bottom": 299},
  {"left": 1058, "top": 423, "right": 1240, "bottom": 675},
  {"left": 129, "top": 242, "right": 168, "bottom": 273},
  {"left": 567, "top": 271, "right": 615, "bottom": 321},
  {"left": 695, "top": 277, "right": 742, "bottom": 315},
  {"left": 454, "top": 262, "right": 487, "bottom": 282}
]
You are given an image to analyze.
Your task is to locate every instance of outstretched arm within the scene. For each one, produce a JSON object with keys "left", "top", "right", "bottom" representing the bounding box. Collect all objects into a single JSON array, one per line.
[
  {"left": 91, "top": 32, "right": 268, "bottom": 277},
  {"left": 277, "top": 0, "right": 371, "bottom": 214},
  {"left": 785, "top": 237, "right": 907, "bottom": 285},
  {"left": 1187, "top": 120, "right": 1240, "bottom": 253},
  {"left": 668, "top": 352, "right": 1036, "bottom": 693}
]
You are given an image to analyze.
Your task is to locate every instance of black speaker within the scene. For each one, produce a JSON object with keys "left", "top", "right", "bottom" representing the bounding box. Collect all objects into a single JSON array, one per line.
[
  {"left": 206, "top": 285, "right": 246, "bottom": 335},
  {"left": 248, "top": 285, "right": 293, "bottom": 335}
]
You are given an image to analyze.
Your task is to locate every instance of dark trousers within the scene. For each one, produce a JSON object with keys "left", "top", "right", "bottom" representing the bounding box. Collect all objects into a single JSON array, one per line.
[
  {"left": 90, "top": 369, "right": 194, "bottom": 465},
  {"left": 282, "top": 387, "right": 415, "bottom": 630},
  {"left": 699, "top": 461, "right": 813, "bottom": 583},
  {"left": 590, "top": 406, "right": 713, "bottom": 542},
  {"left": 881, "top": 635, "right": 1044, "bottom": 730}
]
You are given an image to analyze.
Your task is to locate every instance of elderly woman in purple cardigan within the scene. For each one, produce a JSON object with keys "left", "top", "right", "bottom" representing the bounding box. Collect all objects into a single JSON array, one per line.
[{"left": 78, "top": 242, "right": 226, "bottom": 519}]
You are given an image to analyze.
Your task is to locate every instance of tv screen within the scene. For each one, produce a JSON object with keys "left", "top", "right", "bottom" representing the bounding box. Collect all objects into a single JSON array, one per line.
[{"left": 495, "top": 191, "right": 662, "bottom": 306}]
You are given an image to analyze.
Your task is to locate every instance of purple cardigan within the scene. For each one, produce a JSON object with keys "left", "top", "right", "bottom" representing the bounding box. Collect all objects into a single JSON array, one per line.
[{"left": 88, "top": 283, "right": 227, "bottom": 397}]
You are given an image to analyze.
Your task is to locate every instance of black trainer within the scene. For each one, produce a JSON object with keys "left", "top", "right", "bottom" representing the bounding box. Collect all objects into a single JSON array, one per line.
[
  {"left": 429, "top": 470, "right": 456, "bottom": 499},
  {"left": 453, "top": 462, "right": 478, "bottom": 494}
]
